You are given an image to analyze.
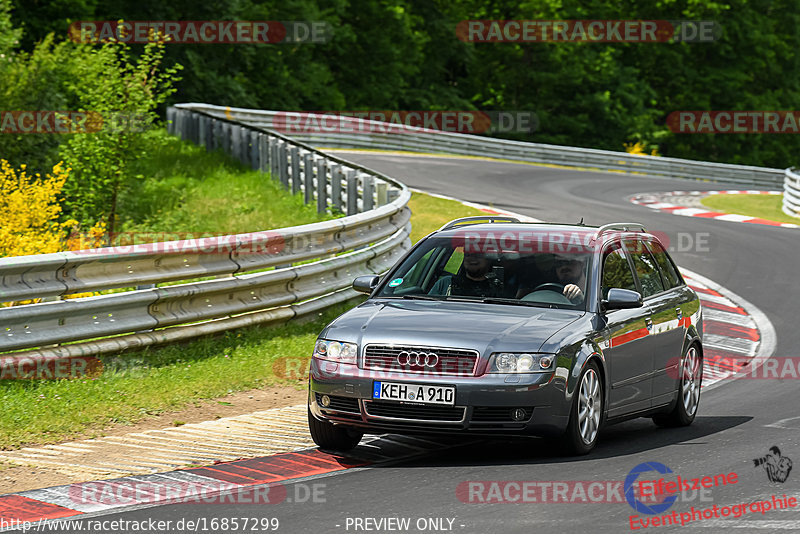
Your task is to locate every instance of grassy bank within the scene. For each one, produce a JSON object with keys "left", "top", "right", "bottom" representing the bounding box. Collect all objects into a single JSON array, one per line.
[
  {"left": 0, "top": 191, "right": 485, "bottom": 449},
  {"left": 700, "top": 193, "right": 799, "bottom": 225},
  {"left": 117, "top": 130, "right": 332, "bottom": 238}
]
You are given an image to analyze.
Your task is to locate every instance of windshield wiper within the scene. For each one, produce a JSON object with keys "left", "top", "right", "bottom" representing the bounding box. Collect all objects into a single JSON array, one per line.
[
  {"left": 480, "top": 297, "right": 562, "bottom": 308},
  {"left": 398, "top": 294, "right": 447, "bottom": 301}
]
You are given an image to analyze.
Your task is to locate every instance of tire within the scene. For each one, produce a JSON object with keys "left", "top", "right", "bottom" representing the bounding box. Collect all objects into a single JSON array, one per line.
[
  {"left": 561, "top": 360, "right": 603, "bottom": 455},
  {"left": 308, "top": 407, "right": 363, "bottom": 452},
  {"left": 653, "top": 344, "right": 702, "bottom": 428}
]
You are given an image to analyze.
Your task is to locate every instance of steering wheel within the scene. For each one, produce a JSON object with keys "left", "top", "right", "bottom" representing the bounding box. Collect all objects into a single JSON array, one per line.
[
  {"left": 521, "top": 283, "right": 573, "bottom": 305},
  {"left": 533, "top": 282, "right": 566, "bottom": 293}
]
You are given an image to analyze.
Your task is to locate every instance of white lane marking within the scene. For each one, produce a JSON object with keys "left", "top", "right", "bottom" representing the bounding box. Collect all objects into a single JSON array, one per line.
[
  {"left": 703, "top": 335, "right": 758, "bottom": 356},
  {"left": 703, "top": 308, "right": 757, "bottom": 328},
  {"left": 672, "top": 207, "right": 713, "bottom": 216},
  {"left": 766, "top": 416, "right": 800, "bottom": 429},
  {"left": 678, "top": 268, "right": 776, "bottom": 394},
  {"left": 698, "top": 293, "right": 737, "bottom": 306},
  {"left": 715, "top": 213, "right": 756, "bottom": 222}
]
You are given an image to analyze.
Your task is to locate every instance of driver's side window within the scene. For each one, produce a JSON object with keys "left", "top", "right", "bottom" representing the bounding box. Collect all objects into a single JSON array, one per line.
[{"left": 601, "top": 245, "right": 637, "bottom": 299}]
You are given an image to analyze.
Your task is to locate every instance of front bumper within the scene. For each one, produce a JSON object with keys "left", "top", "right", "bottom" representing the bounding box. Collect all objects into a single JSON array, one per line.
[{"left": 308, "top": 357, "right": 570, "bottom": 438}]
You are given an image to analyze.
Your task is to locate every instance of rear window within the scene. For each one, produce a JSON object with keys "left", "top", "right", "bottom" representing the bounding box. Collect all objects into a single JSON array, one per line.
[
  {"left": 625, "top": 239, "right": 665, "bottom": 298},
  {"left": 647, "top": 240, "right": 683, "bottom": 289}
]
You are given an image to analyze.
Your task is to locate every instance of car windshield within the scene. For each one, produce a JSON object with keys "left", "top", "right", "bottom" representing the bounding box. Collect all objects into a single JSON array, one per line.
[{"left": 375, "top": 228, "right": 595, "bottom": 310}]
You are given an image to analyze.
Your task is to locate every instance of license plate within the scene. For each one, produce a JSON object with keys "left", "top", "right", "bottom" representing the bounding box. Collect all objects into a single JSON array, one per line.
[{"left": 372, "top": 381, "right": 455, "bottom": 406}]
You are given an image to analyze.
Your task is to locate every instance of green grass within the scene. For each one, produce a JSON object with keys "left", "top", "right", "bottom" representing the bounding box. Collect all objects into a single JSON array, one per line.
[
  {"left": 407, "top": 191, "right": 487, "bottom": 243},
  {"left": 118, "top": 129, "right": 332, "bottom": 238},
  {"left": 700, "top": 193, "right": 799, "bottom": 224},
  {"left": 0, "top": 183, "right": 483, "bottom": 449}
]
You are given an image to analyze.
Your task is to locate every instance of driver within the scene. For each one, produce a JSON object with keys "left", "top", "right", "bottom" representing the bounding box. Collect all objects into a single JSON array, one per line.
[
  {"left": 554, "top": 254, "right": 587, "bottom": 303},
  {"left": 429, "top": 251, "right": 503, "bottom": 298}
]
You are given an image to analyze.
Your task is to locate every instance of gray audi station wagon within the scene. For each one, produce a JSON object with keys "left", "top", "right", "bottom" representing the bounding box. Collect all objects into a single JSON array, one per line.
[{"left": 307, "top": 217, "right": 703, "bottom": 455}]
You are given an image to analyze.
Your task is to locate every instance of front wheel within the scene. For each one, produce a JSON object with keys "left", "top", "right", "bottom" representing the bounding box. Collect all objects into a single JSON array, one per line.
[
  {"left": 561, "top": 361, "right": 603, "bottom": 455},
  {"left": 653, "top": 344, "right": 702, "bottom": 427},
  {"left": 308, "top": 407, "right": 363, "bottom": 452}
]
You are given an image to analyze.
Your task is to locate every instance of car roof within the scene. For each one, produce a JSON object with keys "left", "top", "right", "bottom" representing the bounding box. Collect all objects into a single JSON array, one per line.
[{"left": 434, "top": 221, "right": 656, "bottom": 247}]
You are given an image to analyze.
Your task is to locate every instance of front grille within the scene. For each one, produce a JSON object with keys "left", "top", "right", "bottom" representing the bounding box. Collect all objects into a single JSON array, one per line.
[
  {"left": 471, "top": 406, "right": 534, "bottom": 423},
  {"left": 363, "top": 345, "right": 478, "bottom": 376},
  {"left": 364, "top": 401, "right": 465, "bottom": 422},
  {"left": 315, "top": 393, "right": 360, "bottom": 414}
]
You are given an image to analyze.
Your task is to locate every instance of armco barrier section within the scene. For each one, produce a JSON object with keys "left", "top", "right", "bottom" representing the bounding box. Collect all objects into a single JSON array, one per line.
[
  {"left": 175, "top": 104, "right": 785, "bottom": 189},
  {"left": 0, "top": 107, "right": 411, "bottom": 361},
  {"left": 784, "top": 168, "right": 800, "bottom": 217}
]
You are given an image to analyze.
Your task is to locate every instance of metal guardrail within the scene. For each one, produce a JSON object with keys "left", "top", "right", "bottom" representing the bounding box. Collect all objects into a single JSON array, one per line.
[
  {"left": 176, "top": 104, "right": 786, "bottom": 189},
  {"left": 783, "top": 168, "right": 800, "bottom": 217},
  {"left": 0, "top": 107, "right": 411, "bottom": 361}
]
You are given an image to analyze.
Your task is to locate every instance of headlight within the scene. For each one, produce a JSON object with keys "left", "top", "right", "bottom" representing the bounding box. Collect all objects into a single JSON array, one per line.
[
  {"left": 313, "top": 339, "right": 358, "bottom": 365},
  {"left": 488, "top": 352, "right": 553, "bottom": 373}
]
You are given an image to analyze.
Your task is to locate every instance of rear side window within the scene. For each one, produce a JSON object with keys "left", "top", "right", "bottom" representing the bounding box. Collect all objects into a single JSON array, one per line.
[
  {"left": 601, "top": 245, "right": 637, "bottom": 299},
  {"left": 625, "top": 239, "right": 665, "bottom": 298},
  {"left": 647, "top": 240, "right": 683, "bottom": 289}
]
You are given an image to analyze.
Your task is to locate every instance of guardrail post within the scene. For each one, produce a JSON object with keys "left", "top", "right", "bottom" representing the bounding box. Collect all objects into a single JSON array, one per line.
[
  {"left": 192, "top": 113, "right": 200, "bottom": 143},
  {"left": 304, "top": 153, "right": 315, "bottom": 205},
  {"left": 249, "top": 130, "right": 259, "bottom": 170},
  {"left": 362, "top": 174, "right": 374, "bottom": 211},
  {"left": 269, "top": 138, "right": 278, "bottom": 178},
  {"left": 346, "top": 170, "right": 358, "bottom": 215},
  {"left": 279, "top": 144, "right": 289, "bottom": 188},
  {"left": 331, "top": 165, "right": 342, "bottom": 211},
  {"left": 316, "top": 159, "right": 328, "bottom": 214},
  {"left": 376, "top": 181, "right": 388, "bottom": 206},
  {"left": 231, "top": 125, "right": 241, "bottom": 163},
  {"left": 221, "top": 122, "right": 229, "bottom": 155},
  {"left": 290, "top": 147, "right": 301, "bottom": 195},
  {"left": 198, "top": 116, "right": 207, "bottom": 148},
  {"left": 210, "top": 118, "right": 219, "bottom": 151},
  {"left": 257, "top": 133, "right": 267, "bottom": 172},
  {"left": 166, "top": 107, "right": 176, "bottom": 135},
  {"left": 241, "top": 126, "right": 250, "bottom": 165}
]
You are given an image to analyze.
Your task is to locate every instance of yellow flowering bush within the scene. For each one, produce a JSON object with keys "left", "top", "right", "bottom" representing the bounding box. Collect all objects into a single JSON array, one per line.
[
  {"left": 0, "top": 159, "right": 107, "bottom": 258},
  {"left": 624, "top": 141, "right": 660, "bottom": 157},
  {"left": 0, "top": 159, "right": 72, "bottom": 257},
  {"left": 0, "top": 159, "right": 107, "bottom": 305}
]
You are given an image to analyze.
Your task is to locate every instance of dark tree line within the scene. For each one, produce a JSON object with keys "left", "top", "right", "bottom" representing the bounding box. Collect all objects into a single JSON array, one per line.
[{"left": 7, "top": 0, "right": 800, "bottom": 168}]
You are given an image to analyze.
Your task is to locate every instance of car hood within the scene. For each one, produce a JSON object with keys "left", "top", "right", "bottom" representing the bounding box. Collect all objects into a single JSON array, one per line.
[{"left": 320, "top": 298, "right": 585, "bottom": 355}]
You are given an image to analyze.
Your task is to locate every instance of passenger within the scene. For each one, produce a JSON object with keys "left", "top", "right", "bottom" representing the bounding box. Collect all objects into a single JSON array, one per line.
[{"left": 554, "top": 253, "right": 587, "bottom": 303}]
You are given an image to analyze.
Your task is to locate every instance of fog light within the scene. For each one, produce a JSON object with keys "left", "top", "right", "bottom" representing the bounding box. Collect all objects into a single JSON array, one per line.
[
  {"left": 511, "top": 408, "right": 527, "bottom": 421},
  {"left": 320, "top": 395, "right": 331, "bottom": 407}
]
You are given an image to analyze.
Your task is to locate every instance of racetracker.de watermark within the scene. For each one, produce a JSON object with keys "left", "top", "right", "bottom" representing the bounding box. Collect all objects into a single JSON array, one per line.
[
  {"left": 0, "top": 111, "right": 150, "bottom": 134},
  {"left": 67, "top": 231, "right": 285, "bottom": 256},
  {"left": 676, "top": 357, "right": 800, "bottom": 380},
  {"left": 67, "top": 480, "right": 325, "bottom": 506},
  {"left": 457, "top": 20, "right": 720, "bottom": 43},
  {"left": 69, "top": 21, "right": 332, "bottom": 44},
  {"left": 0, "top": 356, "right": 100, "bottom": 380},
  {"left": 456, "top": 480, "right": 714, "bottom": 504},
  {"left": 667, "top": 111, "right": 800, "bottom": 133},
  {"left": 270, "top": 111, "right": 538, "bottom": 135}
]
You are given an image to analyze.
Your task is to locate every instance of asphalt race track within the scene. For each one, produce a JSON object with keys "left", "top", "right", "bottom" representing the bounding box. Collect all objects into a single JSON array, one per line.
[{"left": 31, "top": 154, "right": 800, "bottom": 533}]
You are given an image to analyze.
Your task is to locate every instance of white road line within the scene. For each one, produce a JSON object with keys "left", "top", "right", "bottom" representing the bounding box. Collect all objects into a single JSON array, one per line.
[
  {"left": 703, "top": 335, "right": 758, "bottom": 356},
  {"left": 703, "top": 308, "right": 757, "bottom": 328}
]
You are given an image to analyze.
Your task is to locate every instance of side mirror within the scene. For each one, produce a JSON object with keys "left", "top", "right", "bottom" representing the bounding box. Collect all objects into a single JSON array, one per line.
[
  {"left": 353, "top": 275, "right": 380, "bottom": 294},
  {"left": 602, "top": 288, "right": 643, "bottom": 311}
]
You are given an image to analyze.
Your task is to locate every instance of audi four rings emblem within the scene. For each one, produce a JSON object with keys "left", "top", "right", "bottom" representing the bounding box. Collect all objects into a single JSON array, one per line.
[{"left": 397, "top": 350, "right": 439, "bottom": 367}]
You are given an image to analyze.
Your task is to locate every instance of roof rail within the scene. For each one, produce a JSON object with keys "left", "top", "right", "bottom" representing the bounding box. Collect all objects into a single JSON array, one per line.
[
  {"left": 439, "top": 216, "right": 521, "bottom": 231},
  {"left": 596, "top": 223, "right": 647, "bottom": 235}
]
